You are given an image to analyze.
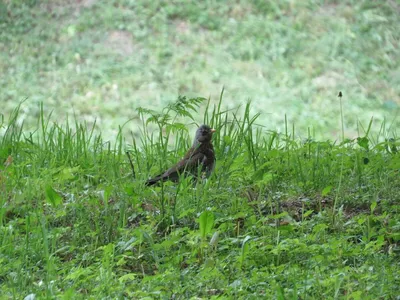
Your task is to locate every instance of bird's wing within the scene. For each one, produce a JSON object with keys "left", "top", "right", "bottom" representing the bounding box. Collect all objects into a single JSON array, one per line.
[{"left": 163, "top": 150, "right": 207, "bottom": 179}]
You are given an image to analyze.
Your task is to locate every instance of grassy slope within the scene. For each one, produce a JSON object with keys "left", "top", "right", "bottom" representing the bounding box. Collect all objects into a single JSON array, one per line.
[
  {"left": 0, "top": 0, "right": 399, "bottom": 140},
  {"left": 0, "top": 98, "right": 399, "bottom": 298}
]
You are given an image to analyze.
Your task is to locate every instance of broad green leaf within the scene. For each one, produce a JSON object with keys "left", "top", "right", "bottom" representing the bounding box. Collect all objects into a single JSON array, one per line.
[
  {"left": 199, "top": 211, "right": 214, "bottom": 239},
  {"left": 45, "top": 185, "right": 62, "bottom": 207},
  {"left": 312, "top": 223, "right": 328, "bottom": 233},
  {"left": 239, "top": 236, "right": 252, "bottom": 266},
  {"left": 321, "top": 185, "right": 332, "bottom": 196},
  {"left": 303, "top": 210, "right": 314, "bottom": 218},
  {"left": 370, "top": 201, "right": 377, "bottom": 213},
  {"left": 119, "top": 273, "right": 136, "bottom": 283},
  {"left": 357, "top": 136, "right": 369, "bottom": 150}
]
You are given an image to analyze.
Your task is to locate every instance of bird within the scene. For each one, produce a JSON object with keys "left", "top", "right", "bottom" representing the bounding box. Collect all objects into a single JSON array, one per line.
[{"left": 145, "top": 124, "right": 216, "bottom": 186}]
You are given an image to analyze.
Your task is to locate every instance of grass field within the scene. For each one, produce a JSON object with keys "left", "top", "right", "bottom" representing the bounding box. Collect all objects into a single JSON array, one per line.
[
  {"left": 1, "top": 0, "right": 399, "bottom": 139},
  {"left": 1, "top": 0, "right": 400, "bottom": 298},
  {"left": 1, "top": 97, "right": 399, "bottom": 298}
]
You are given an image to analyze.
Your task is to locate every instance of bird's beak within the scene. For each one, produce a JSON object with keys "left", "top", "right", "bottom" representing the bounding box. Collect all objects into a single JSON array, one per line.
[{"left": 211, "top": 128, "right": 216, "bottom": 134}]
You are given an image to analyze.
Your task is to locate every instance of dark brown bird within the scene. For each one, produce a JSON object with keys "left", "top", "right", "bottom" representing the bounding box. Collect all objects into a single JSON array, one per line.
[{"left": 146, "top": 125, "right": 216, "bottom": 186}]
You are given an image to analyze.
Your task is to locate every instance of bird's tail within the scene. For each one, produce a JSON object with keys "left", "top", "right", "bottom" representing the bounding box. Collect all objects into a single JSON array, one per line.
[{"left": 145, "top": 174, "right": 166, "bottom": 186}]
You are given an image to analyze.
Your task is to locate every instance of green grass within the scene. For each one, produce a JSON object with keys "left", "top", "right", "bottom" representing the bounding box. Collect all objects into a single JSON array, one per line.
[
  {"left": 1, "top": 1, "right": 399, "bottom": 298},
  {"left": 1, "top": 0, "right": 399, "bottom": 140},
  {"left": 1, "top": 98, "right": 399, "bottom": 298}
]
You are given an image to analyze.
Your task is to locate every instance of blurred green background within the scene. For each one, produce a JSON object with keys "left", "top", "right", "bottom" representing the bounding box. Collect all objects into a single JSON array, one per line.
[{"left": 1, "top": 0, "right": 399, "bottom": 140}]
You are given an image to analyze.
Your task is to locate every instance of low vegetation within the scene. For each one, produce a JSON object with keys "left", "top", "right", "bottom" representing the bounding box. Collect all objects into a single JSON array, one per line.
[{"left": 1, "top": 97, "right": 399, "bottom": 298}]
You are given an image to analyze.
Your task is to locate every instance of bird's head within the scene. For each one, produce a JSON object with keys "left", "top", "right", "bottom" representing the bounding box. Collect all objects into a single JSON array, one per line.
[{"left": 193, "top": 124, "right": 216, "bottom": 146}]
